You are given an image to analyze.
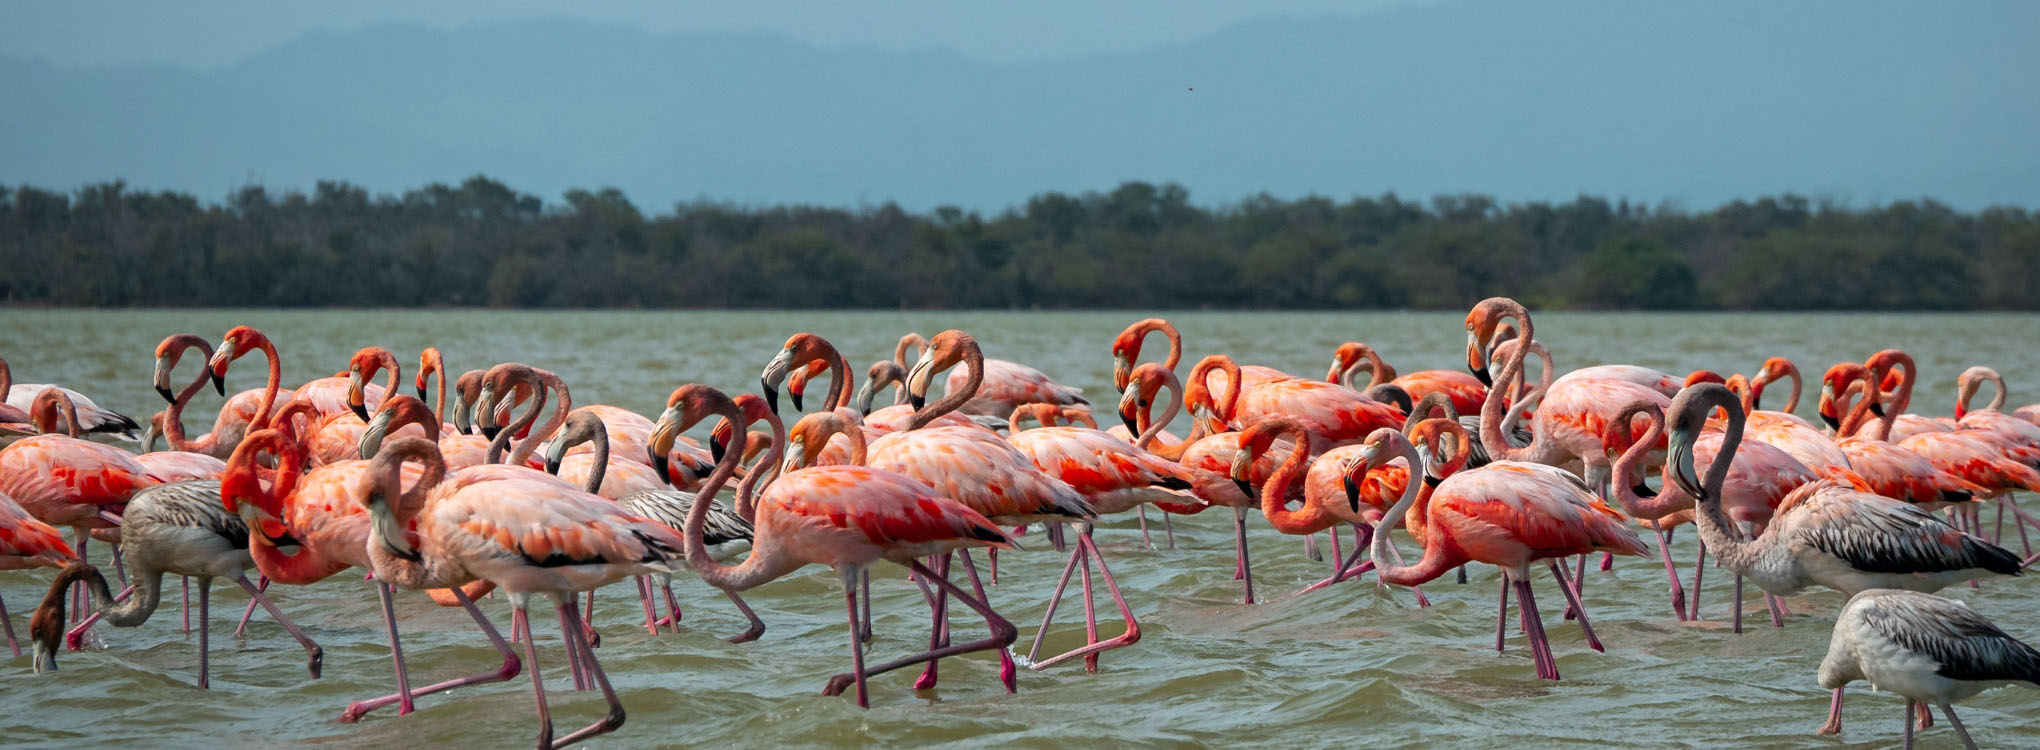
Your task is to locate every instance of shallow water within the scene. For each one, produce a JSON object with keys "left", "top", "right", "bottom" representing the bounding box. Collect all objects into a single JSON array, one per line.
[{"left": 3, "top": 308, "right": 2038, "bottom": 749}]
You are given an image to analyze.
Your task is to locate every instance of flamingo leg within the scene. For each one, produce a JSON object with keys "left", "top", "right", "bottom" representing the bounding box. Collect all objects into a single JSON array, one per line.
[
  {"left": 1298, "top": 525, "right": 1376, "bottom": 594},
  {"left": 111, "top": 546, "right": 128, "bottom": 587},
  {"left": 1937, "top": 701, "right": 1981, "bottom": 750},
  {"left": 1565, "top": 554, "right": 1586, "bottom": 620},
  {"left": 234, "top": 575, "right": 322, "bottom": 679},
  {"left": 374, "top": 582, "right": 415, "bottom": 716},
  {"left": 197, "top": 577, "right": 210, "bottom": 689},
  {"left": 1690, "top": 539, "right": 1708, "bottom": 620},
  {"left": 1025, "top": 528, "right": 1087, "bottom": 664},
  {"left": 1047, "top": 523, "right": 1066, "bottom": 552},
  {"left": 1078, "top": 537, "right": 1099, "bottom": 673},
  {"left": 721, "top": 589, "right": 765, "bottom": 644},
  {"left": 1027, "top": 529, "right": 1141, "bottom": 671},
  {"left": 833, "top": 566, "right": 870, "bottom": 708},
  {"left": 1732, "top": 573, "right": 1746, "bottom": 634},
  {"left": 1902, "top": 700, "right": 1916, "bottom": 750},
  {"left": 913, "top": 553, "right": 953, "bottom": 690},
  {"left": 859, "top": 569, "right": 873, "bottom": 644},
  {"left": 1495, "top": 572, "right": 1510, "bottom": 653},
  {"left": 67, "top": 583, "right": 136, "bottom": 649},
  {"left": 562, "top": 602, "right": 589, "bottom": 691},
  {"left": 635, "top": 577, "right": 659, "bottom": 635},
  {"left": 70, "top": 533, "right": 87, "bottom": 626},
  {"left": 0, "top": 593, "right": 16, "bottom": 657},
  {"left": 1547, "top": 560, "right": 1604, "bottom": 652},
  {"left": 1764, "top": 592, "right": 1787, "bottom": 628},
  {"left": 1655, "top": 527, "right": 1689, "bottom": 621},
  {"left": 1514, "top": 574, "right": 1560, "bottom": 680},
  {"left": 660, "top": 577, "right": 684, "bottom": 632},
  {"left": 1328, "top": 526, "right": 1345, "bottom": 572},
  {"left": 1136, "top": 505, "right": 1155, "bottom": 550},
  {"left": 1817, "top": 687, "right": 1845, "bottom": 735},
  {"left": 1994, "top": 500, "right": 2006, "bottom": 544},
  {"left": 1232, "top": 506, "right": 1255, "bottom": 604},
  {"left": 1302, "top": 530, "right": 1321, "bottom": 563},
  {"left": 954, "top": 550, "right": 1015, "bottom": 691},
  {"left": 342, "top": 586, "right": 522, "bottom": 723},
  {"left": 1162, "top": 511, "right": 1175, "bottom": 549},
  {"left": 233, "top": 575, "right": 269, "bottom": 638},
  {"left": 516, "top": 607, "right": 555, "bottom": 748},
  {"left": 822, "top": 560, "right": 1019, "bottom": 703},
  {"left": 550, "top": 598, "right": 627, "bottom": 748},
  {"left": 988, "top": 547, "right": 999, "bottom": 584},
  {"left": 181, "top": 576, "right": 190, "bottom": 634},
  {"left": 1456, "top": 564, "right": 1468, "bottom": 584},
  {"left": 1599, "top": 551, "right": 1613, "bottom": 571},
  {"left": 1916, "top": 699, "right": 1934, "bottom": 729},
  {"left": 1384, "top": 539, "right": 1429, "bottom": 607}
]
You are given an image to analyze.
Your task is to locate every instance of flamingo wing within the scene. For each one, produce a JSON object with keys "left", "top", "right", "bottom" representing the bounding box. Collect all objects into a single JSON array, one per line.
[{"left": 1784, "top": 482, "right": 2021, "bottom": 576}]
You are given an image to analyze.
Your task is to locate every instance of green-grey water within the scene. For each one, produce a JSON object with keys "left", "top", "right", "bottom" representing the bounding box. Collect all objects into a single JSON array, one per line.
[{"left": 4, "top": 309, "right": 2038, "bottom": 749}]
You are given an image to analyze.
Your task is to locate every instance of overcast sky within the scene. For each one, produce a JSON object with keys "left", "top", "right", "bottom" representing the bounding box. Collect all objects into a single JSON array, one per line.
[{"left": 1, "top": 0, "right": 1433, "bottom": 67}]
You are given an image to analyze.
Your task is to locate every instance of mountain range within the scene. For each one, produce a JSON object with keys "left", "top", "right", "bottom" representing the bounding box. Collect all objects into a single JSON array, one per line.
[{"left": 3, "top": 0, "right": 2036, "bottom": 211}]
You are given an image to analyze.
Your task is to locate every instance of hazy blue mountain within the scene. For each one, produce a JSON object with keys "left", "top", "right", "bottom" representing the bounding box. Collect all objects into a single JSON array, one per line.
[{"left": 3, "top": 0, "right": 2036, "bottom": 211}]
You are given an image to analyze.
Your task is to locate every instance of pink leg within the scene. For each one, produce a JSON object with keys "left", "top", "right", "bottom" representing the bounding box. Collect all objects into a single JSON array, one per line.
[
  {"left": 563, "top": 602, "right": 589, "bottom": 691},
  {"left": 660, "top": 581, "right": 684, "bottom": 633},
  {"left": 1025, "top": 529, "right": 1088, "bottom": 664},
  {"left": 1514, "top": 575, "right": 1560, "bottom": 680},
  {"left": 1162, "top": 511, "right": 1176, "bottom": 549},
  {"left": 1547, "top": 559, "right": 1604, "bottom": 653},
  {"left": 834, "top": 567, "right": 871, "bottom": 708},
  {"left": 1656, "top": 528, "right": 1689, "bottom": 620},
  {"left": 342, "top": 585, "right": 522, "bottom": 723},
  {"left": 822, "top": 559, "right": 1018, "bottom": 701},
  {"left": 0, "top": 593, "right": 16, "bottom": 658},
  {"left": 859, "top": 569, "right": 873, "bottom": 644},
  {"left": 1765, "top": 592, "right": 1787, "bottom": 628},
  {"left": 722, "top": 589, "right": 766, "bottom": 643},
  {"left": 1599, "top": 551, "right": 1613, "bottom": 571},
  {"left": 371, "top": 582, "right": 414, "bottom": 716},
  {"left": 516, "top": 607, "right": 555, "bottom": 747},
  {"left": 1027, "top": 529, "right": 1142, "bottom": 671},
  {"left": 234, "top": 575, "right": 269, "bottom": 638},
  {"left": 1136, "top": 505, "right": 1156, "bottom": 550},
  {"left": 234, "top": 575, "right": 322, "bottom": 679},
  {"left": 988, "top": 547, "right": 999, "bottom": 585},
  {"left": 68, "top": 583, "right": 137, "bottom": 649},
  {"left": 1384, "top": 539, "right": 1429, "bottom": 607},
  {"left": 1495, "top": 572, "right": 1511, "bottom": 653},
  {"left": 913, "top": 553, "right": 953, "bottom": 690},
  {"left": 1298, "top": 525, "right": 1376, "bottom": 594},
  {"left": 1079, "top": 537, "right": 1100, "bottom": 672},
  {"left": 954, "top": 550, "right": 1015, "bottom": 691},
  {"left": 1302, "top": 530, "right": 1321, "bottom": 563},
  {"left": 1817, "top": 686, "right": 1844, "bottom": 735},
  {"left": 1328, "top": 526, "right": 1345, "bottom": 572},
  {"left": 636, "top": 577, "right": 659, "bottom": 635},
  {"left": 551, "top": 598, "right": 627, "bottom": 747},
  {"left": 1232, "top": 507, "right": 1255, "bottom": 604}
]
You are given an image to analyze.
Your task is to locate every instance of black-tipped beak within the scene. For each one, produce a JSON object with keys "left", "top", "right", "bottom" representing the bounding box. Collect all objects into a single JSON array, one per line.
[
  {"left": 1472, "top": 366, "right": 1493, "bottom": 387},
  {"left": 1867, "top": 401, "right": 1885, "bottom": 417},
  {"left": 910, "top": 393, "right": 927, "bottom": 411},
  {"left": 710, "top": 436, "right": 727, "bottom": 464},
  {"left": 211, "top": 372, "right": 226, "bottom": 397},
  {"left": 1120, "top": 413, "right": 1138, "bottom": 435},
  {"left": 761, "top": 380, "right": 780, "bottom": 415},
  {"left": 1821, "top": 413, "right": 1841, "bottom": 431},
  {"left": 482, "top": 424, "right": 502, "bottom": 440},
  {"left": 1233, "top": 478, "right": 1255, "bottom": 498},
  {"left": 1751, "top": 393, "right": 1764, "bottom": 411},
  {"left": 155, "top": 385, "right": 176, "bottom": 403},
  {"left": 544, "top": 457, "right": 561, "bottom": 475},
  {"left": 791, "top": 390, "right": 805, "bottom": 413},
  {"left": 414, "top": 384, "right": 428, "bottom": 401},
  {"left": 652, "top": 454, "right": 672, "bottom": 486},
  {"left": 1343, "top": 475, "right": 1361, "bottom": 512},
  {"left": 350, "top": 403, "right": 369, "bottom": 422},
  {"left": 862, "top": 405, "right": 874, "bottom": 416}
]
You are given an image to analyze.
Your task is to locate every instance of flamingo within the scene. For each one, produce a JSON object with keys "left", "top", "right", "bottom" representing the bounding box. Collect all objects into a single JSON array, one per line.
[
  {"left": 654, "top": 384, "right": 1022, "bottom": 709},
  {"left": 1862, "top": 351, "right": 2040, "bottom": 547},
  {"left": 1327, "top": 341, "right": 1487, "bottom": 415},
  {"left": 1604, "top": 400, "right": 1817, "bottom": 628},
  {"left": 3, "top": 356, "right": 140, "bottom": 440},
  {"left": 1816, "top": 589, "right": 2040, "bottom": 746},
  {"left": 1821, "top": 362, "right": 1990, "bottom": 508},
  {"left": 848, "top": 359, "right": 909, "bottom": 415},
  {"left": 1952, "top": 366, "right": 2040, "bottom": 447},
  {"left": 146, "top": 333, "right": 253, "bottom": 460},
  {"left": 32, "top": 472, "right": 322, "bottom": 687},
  {"left": 219, "top": 428, "right": 520, "bottom": 721},
  {"left": 1362, "top": 426, "right": 1649, "bottom": 680},
  {"left": 0, "top": 388, "right": 158, "bottom": 579},
  {"left": 1187, "top": 354, "right": 1402, "bottom": 454},
  {"left": 1238, "top": 415, "right": 1438, "bottom": 604},
  {"left": 1464, "top": 297, "right": 1669, "bottom": 498},
  {"left": 543, "top": 410, "right": 665, "bottom": 500},
  {"left": 757, "top": 332, "right": 853, "bottom": 415},
  {"left": 0, "top": 358, "right": 35, "bottom": 436},
  {"left": 0, "top": 493, "right": 74, "bottom": 657}
]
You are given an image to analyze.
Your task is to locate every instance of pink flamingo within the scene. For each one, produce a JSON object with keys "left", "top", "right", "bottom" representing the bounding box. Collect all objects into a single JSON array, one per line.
[
  {"left": 1187, "top": 353, "right": 1402, "bottom": 454},
  {"left": 0, "top": 388, "right": 158, "bottom": 590},
  {"left": 3, "top": 357, "right": 140, "bottom": 440},
  {"left": 1952, "top": 366, "right": 2040, "bottom": 447},
  {"left": 1327, "top": 341, "right": 1488, "bottom": 416},
  {"left": 543, "top": 410, "right": 666, "bottom": 500},
  {"left": 655, "top": 383, "right": 1022, "bottom": 709},
  {"left": 362, "top": 394, "right": 492, "bottom": 470},
  {"left": 1363, "top": 426, "right": 1649, "bottom": 680},
  {"left": 758, "top": 332, "right": 854, "bottom": 416},
  {"left": 1821, "top": 363, "right": 1990, "bottom": 508},
  {"left": 0, "top": 493, "right": 74, "bottom": 656}
]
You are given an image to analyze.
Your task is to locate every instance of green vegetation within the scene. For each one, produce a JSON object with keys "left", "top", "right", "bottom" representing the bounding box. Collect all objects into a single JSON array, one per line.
[{"left": 2, "top": 177, "right": 2033, "bottom": 310}]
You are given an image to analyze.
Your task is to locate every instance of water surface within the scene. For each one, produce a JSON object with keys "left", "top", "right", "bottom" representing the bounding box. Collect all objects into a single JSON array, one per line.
[{"left": 3, "top": 309, "right": 2037, "bottom": 749}]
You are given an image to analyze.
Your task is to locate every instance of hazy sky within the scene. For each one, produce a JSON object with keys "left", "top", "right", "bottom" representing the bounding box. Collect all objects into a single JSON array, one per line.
[{"left": 0, "top": 0, "right": 1431, "bottom": 67}]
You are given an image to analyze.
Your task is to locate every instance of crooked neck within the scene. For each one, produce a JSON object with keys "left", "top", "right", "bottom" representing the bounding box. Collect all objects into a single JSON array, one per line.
[
  {"left": 685, "top": 399, "right": 788, "bottom": 591},
  {"left": 1479, "top": 327, "right": 1547, "bottom": 463},
  {"left": 1369, "top": 440, "right": 1462, "bottom": 585},
  {"left": 1608, "top": 411, "right": 1687, "bottom": 521},
  {"left": 248, "top": 340, "right": 284, "bottom": 432},
  {"left": 733, "top": 409, "right": 785, "bottom": 521},
  {"left": 909, "top": 345, "right": 981, "bottom": 430},
  {"left": 1259, "top": 425, "right": 1332, "bottom": 534}
]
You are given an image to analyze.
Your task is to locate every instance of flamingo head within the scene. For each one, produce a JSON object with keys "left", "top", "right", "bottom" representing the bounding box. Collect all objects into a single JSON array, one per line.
[
  {"left": 209, "top": 325, "right": 267, "bottom": 383},
  {"left": 905, "top": 330, "right": 976, "bottom": 412},
  {"left": 347, "top": 346, "right": 396, "bottom": 422},
  {"left": 785, "top": 358, "right": 829, "bottom": 413},
  {"left": 1109, "top": 318, "right": 1171, "bottom": 392},
  {"left": 1818, "top": 362, "right": 1867, "bottom": 432},
  {"left": 1326, "top": 342, "right": 1374, "bottom": 387}
]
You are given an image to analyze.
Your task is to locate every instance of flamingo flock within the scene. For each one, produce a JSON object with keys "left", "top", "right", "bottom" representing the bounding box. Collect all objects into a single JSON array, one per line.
[{"left": 3, "top": 301, "right": 2040, "bottom": 749}]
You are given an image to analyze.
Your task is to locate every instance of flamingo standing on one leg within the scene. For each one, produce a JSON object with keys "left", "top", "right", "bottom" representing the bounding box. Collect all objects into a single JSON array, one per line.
[
  {"left": 1816, "top": 589, "right": 2040, "bottom": 745},
  {"left": 655, "top": 384, "right": 1022, "bottom": 708},
  {"left": 1361, "top": 426, "right": 1649, "bottom": 680}
]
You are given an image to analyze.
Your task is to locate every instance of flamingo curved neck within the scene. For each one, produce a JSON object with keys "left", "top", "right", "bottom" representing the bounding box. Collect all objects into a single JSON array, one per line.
[
  {"left": 1260, "top": 425, "right": 1332, "bottom": 534},
  {"left": 909, "top": 345, "right": 981, "bottom": 431},
  {"left": 685, "top": 400, "right": 794, "bottom": 592},
  {"left": 1368, "top": 441, "right": 1460, "bottom": 585}
]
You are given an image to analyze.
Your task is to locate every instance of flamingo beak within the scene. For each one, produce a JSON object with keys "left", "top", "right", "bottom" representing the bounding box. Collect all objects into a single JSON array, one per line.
[
  {"left": 414, "top": 374, "right": 428, "bottom": 402},
  {"left": 851, "top": 380, "right": 876, "bottom": 417},
  {"left": 1465, "top": 331, "right": 1491, "bottom": 387},
  {"left": 208, "top": 339, "right": 235, "bottom": 379},
  {"left": 358, "top": 409, "right": 393, "bottom": 460},
  {"left": 649, "top": 408, "right": 680, "bottom": 486},
  {"left": 1228, "top": 449, "right": 1251, "bottom": 483},
  {"left": 1112, "top": 354, "right": 1132, "bottom": 393},
  {"left": 1669, "top": 431, "right": 1704, "bottom": 501},
  {"left": 212, "top": 371, "right": 226, "bottom": 397},
  {"left": 790, "top": 389, "right": 805, "bottom": 413},
  {"left": 905, "top": 350, "right": 935, "bottom": 412},
  {"left": 1343, "top": 473, "right": 1362, "bottom": 512},
  {"left": 710, "top": 432, "right": 727, "bottom": 464},
  {"left": 152, "top": 356, "right": 177, "bottom": 403},
  {"left": 1117, "top": 386, "right": 1140, "bottom": 434},
  {"left": 1749, "top": 372, "right": 1769, "bottom": 411},
  {"left": 759, "top": 348, "right": 794, "bottom": 415}
]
